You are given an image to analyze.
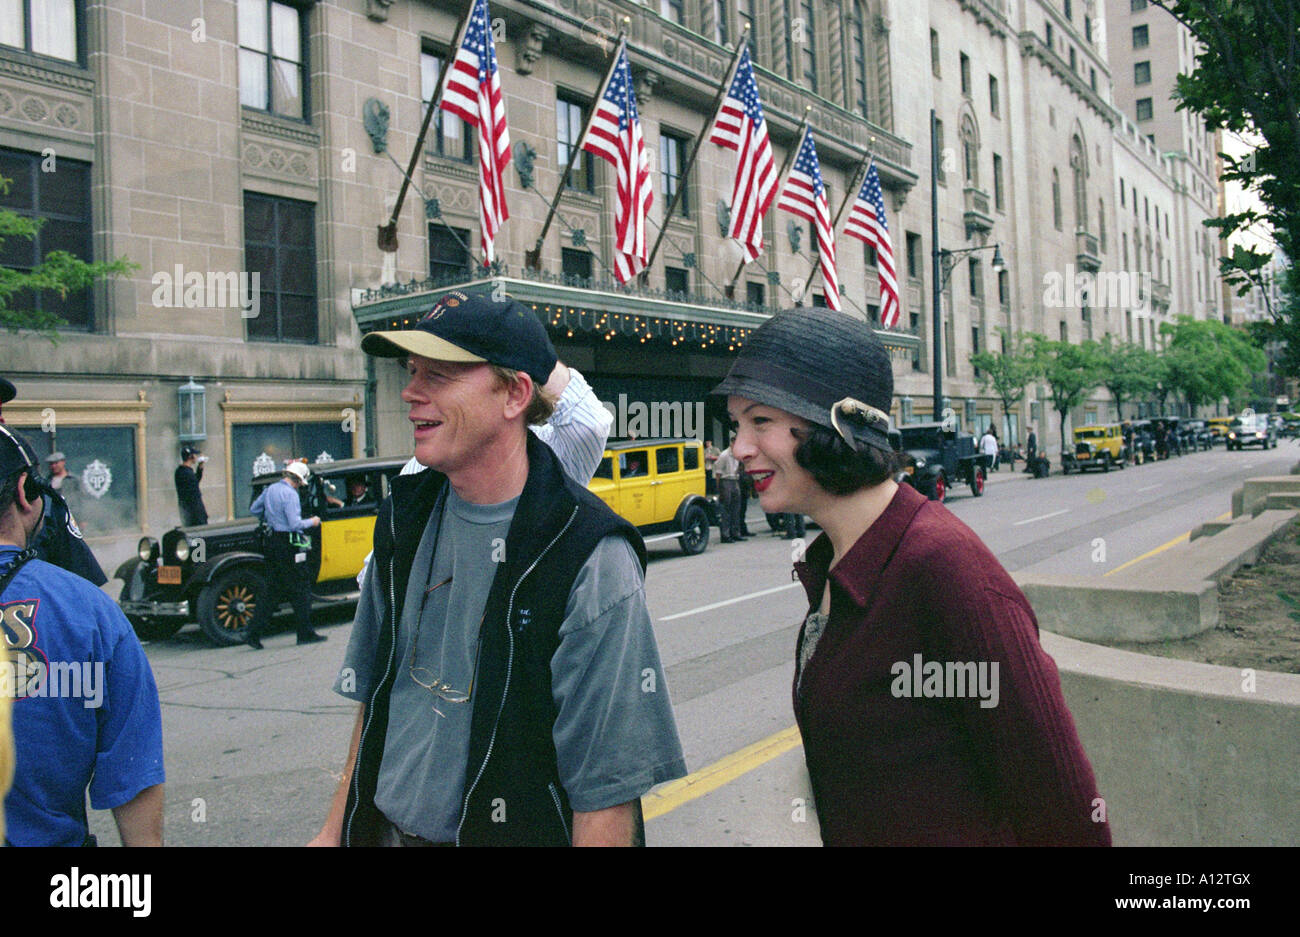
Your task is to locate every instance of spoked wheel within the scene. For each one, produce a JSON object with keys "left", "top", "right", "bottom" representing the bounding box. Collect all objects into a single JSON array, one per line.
[
  {"left": 971, "top": 466, "right": 986, "bottom": 497},
  {"left": 932, "top": 473, "right": 947, "bottom": 503},
  {"left": 197, "top": 567, "right": 267, "bottom": 646},
  {"left": 679, "top": 504, "right": 710, "bottom": 555}
]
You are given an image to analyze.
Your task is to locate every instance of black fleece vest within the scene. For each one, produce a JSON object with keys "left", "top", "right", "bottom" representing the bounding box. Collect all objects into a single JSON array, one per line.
[{"left": 343, "top": 434, "right": 646, "bottom": 846}]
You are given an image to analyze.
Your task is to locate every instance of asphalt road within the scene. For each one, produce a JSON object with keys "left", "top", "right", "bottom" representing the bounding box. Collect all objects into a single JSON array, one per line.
[{"left": 88, "top": 440, "right": 1300, "bottom": 846}]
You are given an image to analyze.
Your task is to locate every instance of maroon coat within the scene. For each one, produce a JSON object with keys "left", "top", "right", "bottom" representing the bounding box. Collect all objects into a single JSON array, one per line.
[{"left": 793, "top": 483, "right": 1111, "bottom": 846}]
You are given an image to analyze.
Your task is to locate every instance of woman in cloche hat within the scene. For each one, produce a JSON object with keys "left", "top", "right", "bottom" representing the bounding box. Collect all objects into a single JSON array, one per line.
[{"left": 713, "top": 307, "right": 1110, "bottom": 847}]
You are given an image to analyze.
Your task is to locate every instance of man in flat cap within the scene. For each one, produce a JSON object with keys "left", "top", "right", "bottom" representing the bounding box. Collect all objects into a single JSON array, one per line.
[{"left": 314, "top": 291, "right": 685, "bottom": 847}]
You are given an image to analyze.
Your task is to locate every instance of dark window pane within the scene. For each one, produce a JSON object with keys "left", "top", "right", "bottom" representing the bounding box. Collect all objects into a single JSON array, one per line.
[
  {"left": 41, "top": 426, "right": 138, "bottom": 532},
  {"left": 562, "top": 248, "right": 592, "bottom": 283},
  {"left": 656, "top": 448, "right": 680, "bottom": 474},
  {"left": 245, "top": 196, "right": 275, "bottom": 241},
  {"left": 683, "top": 447, "right": 699, "bottom": 470},
  {"left": 277, "top": 247, "right": 314, "bottom": 293},
  {"left": 0, "top": 154, "right": 34, "bottom": 209},
  {"left": 246, "top": 294, "right": 277, "bottom": 339},
  {"left": 38, "top": 163, "right": 90, "bottom": 218},
  {"left": 278, "top": 294, "right": 316, "bottom": 342}
]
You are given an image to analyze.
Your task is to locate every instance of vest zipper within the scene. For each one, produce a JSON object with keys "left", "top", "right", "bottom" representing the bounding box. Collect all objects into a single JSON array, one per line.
[
  {"left": 344, "top": 504, "right": 399, "bottom": 846},
  {"left": 456, "top": 503, "right": 579, "bottom": 845},
  {"left": 548, "top": 782, "right": 571, "bottom": 845}
]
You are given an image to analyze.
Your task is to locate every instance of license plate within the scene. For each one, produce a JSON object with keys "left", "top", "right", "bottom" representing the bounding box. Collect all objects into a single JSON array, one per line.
[{"left": 157, "top": 565, "right": 182, "bottom": 584}]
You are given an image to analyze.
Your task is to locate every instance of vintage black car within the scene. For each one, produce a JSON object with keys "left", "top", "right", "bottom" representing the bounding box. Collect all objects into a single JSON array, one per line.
[
  {"left": 1127, "top": 420, "right": 1157, "bottom": 464},
  {"left": 1179, "top": 419, "right": 1213, "bottom": 452},
  {"left": 892, "top": 423, "right": 991, "bottom": 501},
  {"left": 117, "top": 455, "right": 409, "bottom": 646}
]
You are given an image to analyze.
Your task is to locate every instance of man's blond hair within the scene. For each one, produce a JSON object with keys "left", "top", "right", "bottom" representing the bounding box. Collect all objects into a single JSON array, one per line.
[{"left": 490, "top": 365, "right": 557, "bottom": 426}]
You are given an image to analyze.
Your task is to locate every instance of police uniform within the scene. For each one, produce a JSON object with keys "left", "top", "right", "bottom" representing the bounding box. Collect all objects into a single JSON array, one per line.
[{"left": 245, "top": 465, "right": 325, "bottom": 648}]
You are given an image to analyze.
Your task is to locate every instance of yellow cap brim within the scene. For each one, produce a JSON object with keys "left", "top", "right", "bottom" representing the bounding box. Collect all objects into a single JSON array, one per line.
[{"left": 361, "top": 330, "right": 487, "bottom": 363}]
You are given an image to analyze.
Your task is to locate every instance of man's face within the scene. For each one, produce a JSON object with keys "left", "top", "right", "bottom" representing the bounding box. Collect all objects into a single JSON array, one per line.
[
  {"left": 401, "top": 355, "right": 514, "bottom": 474},
  {"left": 50, "top": 459, "right": 65, "bottom": 475},
  {"left": 349, "top": 480, "right": 367, "bottom": 500}
]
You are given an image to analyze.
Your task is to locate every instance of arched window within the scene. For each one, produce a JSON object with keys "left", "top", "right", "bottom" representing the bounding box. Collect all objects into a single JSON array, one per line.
[
  {"left": 961, "top": 116, "right": 979, "bottom": 186},
  {"left": 852, "top": 1, "right": 870, "bottom": 119},
  {"left": 1155, "top": 237, "right": 1163, "bottom": 284},
  {"left": 1070, "top": 135, "right": 1087, "bottom": 232},
  {"left": 1098, "top": 198, "right": 1107, "bottom": 251},
  {"left": 1052, "top": 169, "right": 1062, "bottom": 230}
]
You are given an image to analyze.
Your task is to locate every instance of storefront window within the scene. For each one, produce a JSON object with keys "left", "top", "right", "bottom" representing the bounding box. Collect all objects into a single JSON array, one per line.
[
  {"left": 38, "top": 425, "right": 137, "bottom": 534},
  {"left": 231, "top": 421, "right": 349, "bottom": 515}
]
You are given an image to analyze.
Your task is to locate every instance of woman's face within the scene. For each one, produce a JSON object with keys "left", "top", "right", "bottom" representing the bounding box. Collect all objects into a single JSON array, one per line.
[{"left": 727, "top": 395, "right": 821, "bottom": 515}]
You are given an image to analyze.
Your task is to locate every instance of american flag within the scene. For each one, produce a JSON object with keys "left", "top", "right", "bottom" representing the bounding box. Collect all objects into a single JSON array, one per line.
[
  {"left": 583, "top": 44, "right": 652, "bottom": 283},
  {"left": 440, "top": 0, "right": 509, "bottom": 263},
  {"left": 709, "top": 47, "right": 776, "bottom": 263},
  {"left": 777, "top": 128, "right": 840, "bottom": 311},
  {"left": 843, "top": 162, "right": 900, "bottom": 327}
]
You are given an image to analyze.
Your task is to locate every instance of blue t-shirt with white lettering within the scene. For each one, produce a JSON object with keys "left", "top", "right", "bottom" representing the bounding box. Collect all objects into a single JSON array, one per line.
[{"left": 1, "top": 546, "right": 165, "bottom": 846}]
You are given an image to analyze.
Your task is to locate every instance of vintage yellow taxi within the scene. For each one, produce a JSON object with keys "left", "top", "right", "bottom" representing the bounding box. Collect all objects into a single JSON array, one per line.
[{"left": 587, "top": 438, "right": 712, "bottom": 554}]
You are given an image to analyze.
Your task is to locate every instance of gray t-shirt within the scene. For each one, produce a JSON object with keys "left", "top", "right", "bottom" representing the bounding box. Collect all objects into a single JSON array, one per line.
[{"left": 336, "top": 489, "right": 686, "bottom": 840}]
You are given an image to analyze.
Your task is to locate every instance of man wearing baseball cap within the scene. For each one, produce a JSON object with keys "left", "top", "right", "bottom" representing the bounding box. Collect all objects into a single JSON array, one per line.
[
  {"left": 244, "top": 460, "right": 325, "bottom": 649},
  {"left": 316, "top": 291, "right": 685, "bottom": 846}
]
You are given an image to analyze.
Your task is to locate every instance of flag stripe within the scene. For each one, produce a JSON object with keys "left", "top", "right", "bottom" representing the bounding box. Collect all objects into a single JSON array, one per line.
[
  {"left": 843, "top": 162, "right": 900, "bottom": 326},
  {"left": 777, "top": 128, "right": 839, "bottom": 310},
  {"left": 440, "top": 0, "right": 509, "bottom": 263},
  {"left": 708, "top": 47, "right": 774, "bottom": 263}
]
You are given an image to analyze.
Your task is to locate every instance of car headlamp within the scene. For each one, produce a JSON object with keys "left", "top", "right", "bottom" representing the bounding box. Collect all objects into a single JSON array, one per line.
[
  {"left": 138, "top": 537, "right": 158, "bottom": 563},
  {"left": 175, "top": 538, "right": 191, "bottom": 562}
]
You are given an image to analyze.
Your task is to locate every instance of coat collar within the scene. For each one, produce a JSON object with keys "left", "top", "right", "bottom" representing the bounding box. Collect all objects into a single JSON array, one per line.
[{"left": 793, "top": 482, "right": 929, "bottom": 609}]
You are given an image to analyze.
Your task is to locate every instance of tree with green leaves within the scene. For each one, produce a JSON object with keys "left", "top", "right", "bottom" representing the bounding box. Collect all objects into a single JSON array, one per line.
[
  {"left": 1026, "top": 335, "right": 1104, "bottom": 459},
  {"left": 969, "top": 327, "right": 1038, "bottom": 443},
  {"left": 1159, "top": 315, "right": 1266, "bottom": 413},
  {"left": 0, "top": 175, "right": 134, "bottom": 341},
  {"left": 1147, "top": 1, "right": 1298, "bottom": 363},
  {"left": 1095, "top": 335, "right": 1159, "bottom": 421}
]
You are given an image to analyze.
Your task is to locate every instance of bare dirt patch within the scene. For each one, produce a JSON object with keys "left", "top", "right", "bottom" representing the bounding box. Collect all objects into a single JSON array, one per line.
[{"left": 1106, "top": 527, "right": 1300, "bottom": 674}]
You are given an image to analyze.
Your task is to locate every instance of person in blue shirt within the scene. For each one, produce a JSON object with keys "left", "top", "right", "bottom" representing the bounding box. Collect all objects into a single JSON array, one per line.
[
  {"left": 0, "top": 425, "right": 164, "bottom": 846},
  {"left": 245, "top": 460, "right": 325, "bottom": 649}
]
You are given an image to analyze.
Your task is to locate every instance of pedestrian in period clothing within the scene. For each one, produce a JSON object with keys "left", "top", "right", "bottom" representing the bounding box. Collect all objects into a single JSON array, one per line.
[
  {"left": 1025, "top": 426, "right": 1039, "bottom": 475},
  {"left": 713, "top": 444, "right": 743, "bottom": 542},
  {"left": 714, "top": 308, "right": 1111, "bottom": 846},
  {"left": 314, "top": 291, "right": 685, "bottom": 846},
  {"left": 44, "top": 452, "right": 74, "bottom": 493},
  {"left": 174, "top": 446, "right": 208, "bottom": 526},
  {"left": 703, "top": 439, "right": 720, "bottom": 495},
  {"left": 245, "top": 460, "right": 324, "bottom": 649}
]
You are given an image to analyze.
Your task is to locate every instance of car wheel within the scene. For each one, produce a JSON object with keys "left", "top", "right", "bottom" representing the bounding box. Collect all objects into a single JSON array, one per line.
[
  {"left": 1118, "top": 451, "right": 1126, "bottom": 470},
  {"left": 197, "top": 566, "right": 267, "bottom": 646},
  {"left": 932, "top": 472, "right": 946, "bottom": 503},
  {"left": 679, "top": 504, "right": 710, "bottom": 555},
  {"left": 1063, "top": 461, "right": 1072, "bottom": 475},
  {"left": 971, "top": 466, "right": 986, "bottom": 497},
  {"left": 1102, "top": 453, "right": 1111, "bottom": 473}
]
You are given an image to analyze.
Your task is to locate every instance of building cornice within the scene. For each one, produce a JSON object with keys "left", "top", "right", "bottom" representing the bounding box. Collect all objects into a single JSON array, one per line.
[{"left": 1019, "top": 32, "right": 1116, "bottom": 127}]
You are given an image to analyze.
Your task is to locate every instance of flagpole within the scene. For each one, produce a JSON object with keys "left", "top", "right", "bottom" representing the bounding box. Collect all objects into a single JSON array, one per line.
[
  {"left": 802, "top": 136, "right": 876, "bottom": 294},
  {"left": 726, "top": 106, "right": 812, "bottom": 296},
  {"left": 378, "top": 0, "right": 476, "bottom": 252},
  {"left": 639, "top": 24, "right": 753, "bottom": 285},
  {"left": 524, "top": 26, "right": 628, "bottom": 270}
]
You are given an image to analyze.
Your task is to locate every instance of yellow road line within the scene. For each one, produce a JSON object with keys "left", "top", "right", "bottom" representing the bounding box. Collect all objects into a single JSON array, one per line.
[
  {"left": 1103, "top": 511, "right": 1232, "bottom": 577},
  {"left": 642, "top": 725, "right": 803, "bottom": 821}
]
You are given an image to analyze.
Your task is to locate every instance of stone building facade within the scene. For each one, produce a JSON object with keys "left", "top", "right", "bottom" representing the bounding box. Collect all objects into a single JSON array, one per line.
[{"left": 0, "top": 0, "right": 1237, "bottom": 570}]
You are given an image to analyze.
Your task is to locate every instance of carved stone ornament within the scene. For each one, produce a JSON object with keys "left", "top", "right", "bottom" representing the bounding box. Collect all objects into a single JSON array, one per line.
[
  {"left": 363, "top": 97, "right": 390, "bottom": 154},
  {"left": 513, "top": 141, "right": 537, "bottom": 189},
  {"left": 787, "top": 219, "right": 803, "bottom": 253},
  {"left": 517, "top": 23, "right": 550, "bottom": 75},
  {"left": 366, "top": 0, "right": 395, "bottom": 22},
  {"left": 634, "top": 70, "right": 659, "bottom": 104},
  {"left": 716, "top": 199, "right": 731, "bottom": 237}
]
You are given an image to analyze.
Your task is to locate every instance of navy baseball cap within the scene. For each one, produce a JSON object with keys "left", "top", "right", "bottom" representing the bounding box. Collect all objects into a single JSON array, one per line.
[{"left": 361, "top": 291, "right": 557, "bottom": 386}]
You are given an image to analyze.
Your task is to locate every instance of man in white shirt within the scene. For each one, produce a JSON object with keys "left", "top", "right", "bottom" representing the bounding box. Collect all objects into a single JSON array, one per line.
[{"left": 979, "top": 427, "right": 999, "bottom": 471}]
